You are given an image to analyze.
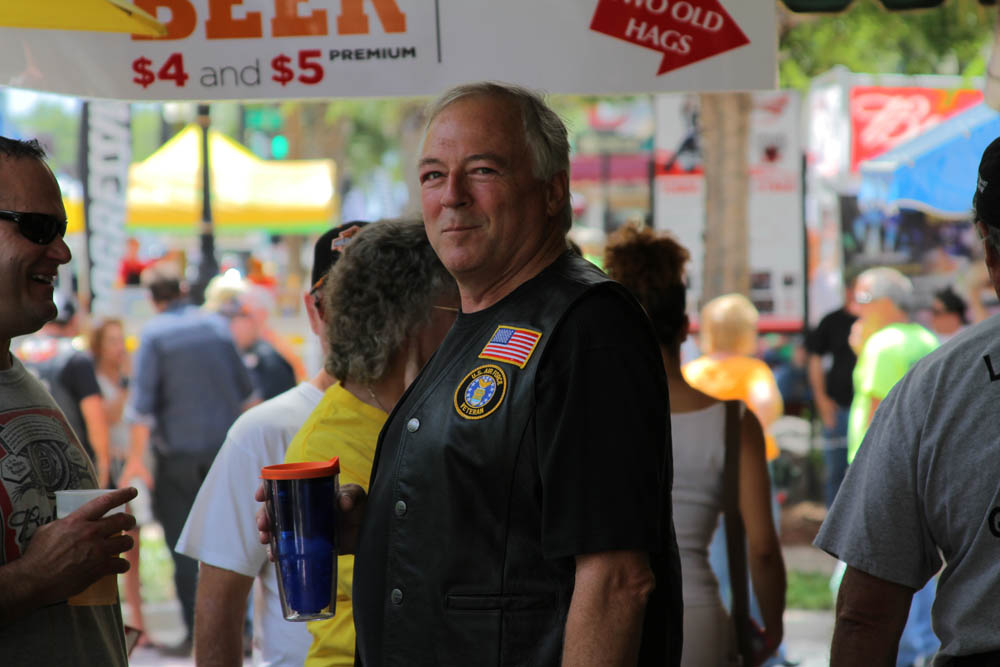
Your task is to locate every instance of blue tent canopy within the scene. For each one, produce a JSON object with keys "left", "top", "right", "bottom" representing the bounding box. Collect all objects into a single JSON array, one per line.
[{"left": 858, "top": 103, "right": 1000, "bottom": 219}]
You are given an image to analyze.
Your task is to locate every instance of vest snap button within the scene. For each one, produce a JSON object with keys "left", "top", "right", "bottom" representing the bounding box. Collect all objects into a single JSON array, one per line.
[
  {"left": 406, "top": 418, "right": 420, "bottom": 432},
  {"left": 394, "top": 500, "right": 407, "bottom": 516},
  {"left": 391, "top": 588, "right": 403, "bottom": 604}
]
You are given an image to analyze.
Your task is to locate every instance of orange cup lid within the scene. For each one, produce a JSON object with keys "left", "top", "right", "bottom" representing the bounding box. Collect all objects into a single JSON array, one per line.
[{"left": 261, "top": 457, "right": 340, "bottom": 480}]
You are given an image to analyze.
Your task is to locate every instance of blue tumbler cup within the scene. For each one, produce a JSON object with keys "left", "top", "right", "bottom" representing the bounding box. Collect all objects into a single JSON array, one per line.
[{"left": 261, "top": 458, "right": 340, "bottom": 621}]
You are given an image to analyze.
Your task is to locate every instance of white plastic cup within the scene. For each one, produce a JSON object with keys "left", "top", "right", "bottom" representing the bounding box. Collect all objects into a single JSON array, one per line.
[{"left": 54, "top": 489, "right": 125, "bottom": 606}]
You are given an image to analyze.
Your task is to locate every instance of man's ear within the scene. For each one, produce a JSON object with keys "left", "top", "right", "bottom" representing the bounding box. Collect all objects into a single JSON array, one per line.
[
  {"left": 545, "top": 171, "right": 569, "bottom": 218},
  {"left": 303, "top": 291, "right": 324, "bottom": 338},
  {"left": 977, "top": 221, "right": 1000, "bottom": 298}
]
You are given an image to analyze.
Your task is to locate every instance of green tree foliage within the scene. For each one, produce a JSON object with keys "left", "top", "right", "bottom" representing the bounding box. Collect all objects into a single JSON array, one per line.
[
  {"left": 131, "top": 104, "right": 165, "bottom": 163},
  {"left": 20, "top": 100, "right": 80, "bottom": 177},
  {"left": 318, "top": 98, "right": 427, "bottom": 181},
  {"left": 779, "top": 0, "right": 997, "bottom": 88}
]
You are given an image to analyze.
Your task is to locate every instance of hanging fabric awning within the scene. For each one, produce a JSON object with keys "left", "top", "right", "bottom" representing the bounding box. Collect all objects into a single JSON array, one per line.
[
  {"left": 128, "top": 124, "right": 337, "bottom": 234},
  {"left": 0, "top": 0, "right": 165, "bottom": 36},
  {"left": 858, "top": 103, "right": 1000, "bottom": 218}
]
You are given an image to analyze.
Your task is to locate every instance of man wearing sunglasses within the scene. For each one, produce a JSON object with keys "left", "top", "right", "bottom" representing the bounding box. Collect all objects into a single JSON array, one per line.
[{"left": 0, "top": 136, "right": 134, "bottom": 665}]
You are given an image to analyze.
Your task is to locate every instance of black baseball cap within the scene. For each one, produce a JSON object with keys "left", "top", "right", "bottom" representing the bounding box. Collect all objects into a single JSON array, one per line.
[
  {"left": 311, "top": 221, "right": 369, "bottom": 290},
  {"left": 973, "top": 137, "right": 1000, "bottom": 227}
]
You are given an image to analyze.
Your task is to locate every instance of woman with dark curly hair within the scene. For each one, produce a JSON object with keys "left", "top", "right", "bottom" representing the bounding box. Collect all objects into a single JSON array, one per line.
[
  {"left": 604, "top": 224, "right": 786, "bottom": 667},
  {"left": 280, "top": 219, "right": 459, "bottom": 664}
]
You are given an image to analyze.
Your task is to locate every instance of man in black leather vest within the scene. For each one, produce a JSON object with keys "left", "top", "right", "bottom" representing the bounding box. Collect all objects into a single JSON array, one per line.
[{"left": 342, "top": 82, "right": 682, "bottom": 666}]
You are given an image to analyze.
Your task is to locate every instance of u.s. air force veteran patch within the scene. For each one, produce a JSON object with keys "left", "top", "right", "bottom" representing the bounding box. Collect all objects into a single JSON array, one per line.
[{"left": 454, "top": 364, "right": 507, "bottom": 420}]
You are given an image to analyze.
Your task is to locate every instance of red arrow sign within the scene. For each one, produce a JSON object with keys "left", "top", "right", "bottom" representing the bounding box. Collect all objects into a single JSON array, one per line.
[{"left": 590, "top": 0, "right": 750, "bottom": 75}]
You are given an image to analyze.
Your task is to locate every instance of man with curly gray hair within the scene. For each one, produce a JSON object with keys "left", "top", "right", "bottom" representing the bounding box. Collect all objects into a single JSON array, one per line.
[
  {"left": 343, "top": 83, "right": 682, "bottom": 666},
  {"left": 277, "top": 219, "right": 458, "bottom": 664}
]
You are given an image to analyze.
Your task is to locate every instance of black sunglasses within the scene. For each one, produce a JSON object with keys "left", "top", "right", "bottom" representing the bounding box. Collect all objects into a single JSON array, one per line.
[{"left": 0, "top": 209, "right": 67, "bottom": 245}]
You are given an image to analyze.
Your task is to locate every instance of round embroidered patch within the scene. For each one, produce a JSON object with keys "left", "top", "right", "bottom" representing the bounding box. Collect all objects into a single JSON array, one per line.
[{"left": 454, "top": 364, "right": 507, "bottom": 420}]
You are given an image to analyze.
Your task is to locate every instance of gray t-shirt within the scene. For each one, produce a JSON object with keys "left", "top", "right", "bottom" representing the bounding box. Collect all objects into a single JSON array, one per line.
[
  {"left": 815, "top": 314, "right": 1000, "bottom": 663},
  {"left": 0, "top": 355, "right": 128, "bottom": 666}
]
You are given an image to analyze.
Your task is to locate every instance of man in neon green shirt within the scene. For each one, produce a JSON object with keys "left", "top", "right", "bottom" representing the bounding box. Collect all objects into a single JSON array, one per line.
[
  {"left": 283, "top": 220, "right": 458, "bottom": 666},
  {"left": 847, "top": 267, "right": 938, "bottom": 464},
  {"left": 844, "top": 265, "right": 939, "bottom": 667}
]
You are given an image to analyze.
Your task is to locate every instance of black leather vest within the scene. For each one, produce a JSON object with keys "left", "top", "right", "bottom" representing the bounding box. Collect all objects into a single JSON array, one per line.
[{"left": 354, "top": 253, "right": 676, "bottom": 666}]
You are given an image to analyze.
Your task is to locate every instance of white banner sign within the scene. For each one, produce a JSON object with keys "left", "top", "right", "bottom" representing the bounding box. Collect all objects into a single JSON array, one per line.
[
  {"left": 0, "top": 0, "right": 775, "bottom": 101},
  {"left": 654, "top": 90, "right": 804, "bottom": 331},
  {"left": 82, "top": 101, "right": 131, "bottom": 319}
]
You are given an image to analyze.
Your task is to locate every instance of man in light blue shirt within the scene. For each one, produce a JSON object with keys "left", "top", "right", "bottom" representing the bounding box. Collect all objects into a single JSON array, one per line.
[{"left": 122, "top": 262, "right": 253, "bottom": 655}]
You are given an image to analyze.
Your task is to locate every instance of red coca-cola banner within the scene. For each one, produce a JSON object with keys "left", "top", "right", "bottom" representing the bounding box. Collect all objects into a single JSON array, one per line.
[{"left": 849, "top": 86, "right": 983, "bottom": 172}]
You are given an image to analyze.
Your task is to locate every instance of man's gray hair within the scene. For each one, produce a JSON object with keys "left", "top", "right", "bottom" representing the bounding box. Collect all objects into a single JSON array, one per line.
[
  {"left": 323, "top": 219, "right": 457, "bottom": 385},
  {"left": 424, "top": 81, "right": 572, "bottom": 231},
  {"left": 857, "top": 266, "right": 914, "bottom": 311}
]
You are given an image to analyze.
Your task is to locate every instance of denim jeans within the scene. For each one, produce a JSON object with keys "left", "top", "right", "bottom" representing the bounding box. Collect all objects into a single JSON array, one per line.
[
  {"left": 822, "top": 406, "right": 849, "bottom": 508},
  {"left": 897, "top": 578, "right": 939, "bottom": 667}
]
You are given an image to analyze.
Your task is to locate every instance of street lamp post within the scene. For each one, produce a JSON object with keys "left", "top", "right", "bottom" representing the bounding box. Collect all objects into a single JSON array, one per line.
[{"left": 190, "top": 103, "right": 218, "bottom": 305}]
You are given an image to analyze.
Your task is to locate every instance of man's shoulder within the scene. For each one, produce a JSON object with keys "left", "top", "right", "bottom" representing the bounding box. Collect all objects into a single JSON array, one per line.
[
  {"left": 865, "top": 322, "right": 928, "bottom": 352},
  {"left": 228, "top": 383, "right": 320, "bottom": 442},
  {"left": 142, "top": 304, "right": 218, "bottom": 335},
  {"left": 901, "top": 315, "right": 1000, "bottom": 384},
  {"left": 517, "top": 251, "right": 612, "bottom": 303},
  {"left": 0, "top": 356, "right": 55, "bottom": 406},
  {"left": 555, "top": 283, "right": 652, "bottom": 345}
]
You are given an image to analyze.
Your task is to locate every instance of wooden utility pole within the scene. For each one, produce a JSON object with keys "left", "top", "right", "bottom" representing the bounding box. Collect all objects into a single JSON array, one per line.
[{"left": 699, "top": 91, "right": 752, "bottom": 302}]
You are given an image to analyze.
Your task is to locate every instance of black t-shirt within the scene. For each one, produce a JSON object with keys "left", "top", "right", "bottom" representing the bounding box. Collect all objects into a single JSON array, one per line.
[
  {"left": 805, "top": 307, "right": 857, "bottom": 408},
  {"left": 358, "top": 258, "right": 682, "bottom": 666},
  {"left": 21, "top": 340, "right": 102, "bottom": 461},
  {"left": 242, "top": 340, "right": 296, "bottom": 401}
]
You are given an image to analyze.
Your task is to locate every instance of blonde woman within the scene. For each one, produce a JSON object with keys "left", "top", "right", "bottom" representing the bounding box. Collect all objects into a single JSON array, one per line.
[{"left": 683, "top": 294, "right": 783, "bottom": 462}]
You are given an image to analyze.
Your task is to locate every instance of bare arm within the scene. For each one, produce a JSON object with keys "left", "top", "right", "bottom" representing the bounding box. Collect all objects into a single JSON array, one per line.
[
  {"left": 807, "top": 354, "right": 835, "bottom": 429},
  {"left": 739, "top": 411, "right": 786, "bottom": 657},
  {"left": 746, "top": 372, "right": 783, "bottom": 434},
  {"left": 561, "top": 550, "right": 655, "bottom": 667},
  {"left": 194, "top": 564, "right": 253, "bottom": 667},
  {"left": 79, "top": 394, "right": 111, "bottom": 487},
  {"left": 120, "top": 422, "right": 154, "bottom": 490},
  {"left": 0, "top": 487, "right": 136, "bottom": 626},
  {"left": 830, "top": 566, "right": 913, "bottom": 667}
]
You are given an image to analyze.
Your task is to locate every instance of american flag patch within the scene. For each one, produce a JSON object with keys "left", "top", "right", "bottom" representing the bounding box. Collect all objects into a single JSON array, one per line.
[{"left": 478, "top": 326, "right": 542, "bottom": 369}]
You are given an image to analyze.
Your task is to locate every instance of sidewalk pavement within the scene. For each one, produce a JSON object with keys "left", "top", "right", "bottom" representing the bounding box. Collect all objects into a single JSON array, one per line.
[{"left": 127, "top": 544, "right": 838, "bottom": 666}]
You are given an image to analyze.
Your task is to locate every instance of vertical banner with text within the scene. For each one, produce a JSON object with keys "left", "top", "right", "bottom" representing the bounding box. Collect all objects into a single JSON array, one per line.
[
  {"left": 81, "top": 101, "right": 131, "bottom": 319},
  {"left": 654, "top": 90, "right": 804, "bottom": 331}
]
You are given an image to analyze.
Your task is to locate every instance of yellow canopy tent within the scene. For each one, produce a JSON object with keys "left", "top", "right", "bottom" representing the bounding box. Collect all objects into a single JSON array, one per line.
[
  {"left": 65, "top": 195, "right": 84, "bottom": 235},
  {"left": 0, "top": 0, "right": 165, "bottom": 36},
  {"left": 127, "top": 124, "right": 337, "bottom": 234}
]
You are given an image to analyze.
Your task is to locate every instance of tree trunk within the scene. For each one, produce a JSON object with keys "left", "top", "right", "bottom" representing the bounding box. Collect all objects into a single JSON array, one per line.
[{"left": 699, "top": 91, "right": 752, "bottom": 302}]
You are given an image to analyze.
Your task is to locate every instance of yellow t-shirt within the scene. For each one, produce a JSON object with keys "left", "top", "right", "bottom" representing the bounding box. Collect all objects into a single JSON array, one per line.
[
  {"left": 283, "top": 384, "right": 386, "bottom": 667},
  {"left": 682, "top": 355, "right": 783, "bottom": 461}
]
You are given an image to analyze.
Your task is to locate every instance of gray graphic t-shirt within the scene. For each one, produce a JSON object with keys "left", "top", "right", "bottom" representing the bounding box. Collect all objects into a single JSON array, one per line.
[
  {"left": 816, "top": 315, "right": 1000, "bottom": 663},
  {"left": 0, "top": 356, "right": 127, "bottom": 666}
]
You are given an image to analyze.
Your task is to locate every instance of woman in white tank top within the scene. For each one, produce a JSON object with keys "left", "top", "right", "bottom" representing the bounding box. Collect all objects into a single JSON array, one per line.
[{"left": 605, "top": 225, "right": 786, "bottom": 667}]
